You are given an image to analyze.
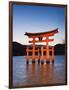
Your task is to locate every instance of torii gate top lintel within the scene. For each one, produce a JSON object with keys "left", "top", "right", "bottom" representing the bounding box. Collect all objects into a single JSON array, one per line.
[{"left": 25, "top": 28, "right": 58, "bottom": 38}]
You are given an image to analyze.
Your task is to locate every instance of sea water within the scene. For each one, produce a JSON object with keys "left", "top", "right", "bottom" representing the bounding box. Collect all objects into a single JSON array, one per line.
[{"left": 13, "top": 55, "right": 66, "bottom": 87}]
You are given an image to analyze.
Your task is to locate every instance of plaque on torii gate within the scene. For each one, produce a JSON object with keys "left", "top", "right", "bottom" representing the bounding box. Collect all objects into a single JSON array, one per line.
[{"left": 25, "top": 28, "right": 58, "bottom": 64}]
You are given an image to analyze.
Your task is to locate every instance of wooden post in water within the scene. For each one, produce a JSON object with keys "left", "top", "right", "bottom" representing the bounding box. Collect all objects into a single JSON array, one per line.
[
  {"left": 41, "top": 46, "right": 44, "bottom": 64},
  {"left": 32, "top": 37, "right": 35, "bottom": 63},
  {"left": 38, "top": 48, "right": 40, "bottom": 63},
  {"left": 46, "top": 36, "right": 50, "bottom": 64},
  {"left": 52, "top": 47, "right": 54, "bottom": 64}
]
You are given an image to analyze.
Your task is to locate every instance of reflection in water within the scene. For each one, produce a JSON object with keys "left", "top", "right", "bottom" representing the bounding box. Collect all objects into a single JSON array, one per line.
[{"left": 13, "top": 56, "right": 66, "bottom": 87}]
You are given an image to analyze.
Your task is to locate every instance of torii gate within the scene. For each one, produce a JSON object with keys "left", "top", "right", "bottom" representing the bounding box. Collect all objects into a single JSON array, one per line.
[{"left": 25, "top": 28, "right": 58, "bottom": 64}]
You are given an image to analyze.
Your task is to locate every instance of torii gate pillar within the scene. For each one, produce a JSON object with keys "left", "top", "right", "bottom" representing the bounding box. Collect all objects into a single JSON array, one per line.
[{"left": 46, "top": 36, "right": 50, "bottom": 63}]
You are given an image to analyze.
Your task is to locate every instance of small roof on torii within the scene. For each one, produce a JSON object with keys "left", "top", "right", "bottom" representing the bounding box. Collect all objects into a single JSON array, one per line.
[{"left": 25, "top": 28, "right": 58, "bottom": 37}]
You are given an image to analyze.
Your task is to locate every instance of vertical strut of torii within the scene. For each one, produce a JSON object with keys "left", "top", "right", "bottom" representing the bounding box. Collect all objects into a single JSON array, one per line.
[{"left": 25, "top": 28, "right": 58, "bottom": 64}]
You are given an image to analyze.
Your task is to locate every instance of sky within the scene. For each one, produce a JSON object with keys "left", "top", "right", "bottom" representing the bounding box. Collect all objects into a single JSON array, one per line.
[{"left": 13, "top": 4, "right": 65, "bottom": 46}]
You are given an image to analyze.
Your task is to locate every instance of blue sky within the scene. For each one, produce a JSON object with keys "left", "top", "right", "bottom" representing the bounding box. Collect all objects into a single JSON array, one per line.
[{"left": 13, "top": 4, "right": 65, "bottom": 46}]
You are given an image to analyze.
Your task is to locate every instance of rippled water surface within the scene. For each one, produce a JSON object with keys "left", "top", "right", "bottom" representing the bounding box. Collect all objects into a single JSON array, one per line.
[{"left": 13, "top": 55, "right": 66, "bottom": 87}]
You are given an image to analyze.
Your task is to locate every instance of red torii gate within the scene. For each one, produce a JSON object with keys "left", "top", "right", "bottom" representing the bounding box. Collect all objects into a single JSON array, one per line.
[{"left": 25, "top": 28, "right": 58, "bottom": 64}]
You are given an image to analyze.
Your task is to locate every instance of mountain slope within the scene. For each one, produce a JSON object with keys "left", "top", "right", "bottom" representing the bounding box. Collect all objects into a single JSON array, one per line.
[{"left": 13, "top": 42, "right": 27, "bottom": 56}]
